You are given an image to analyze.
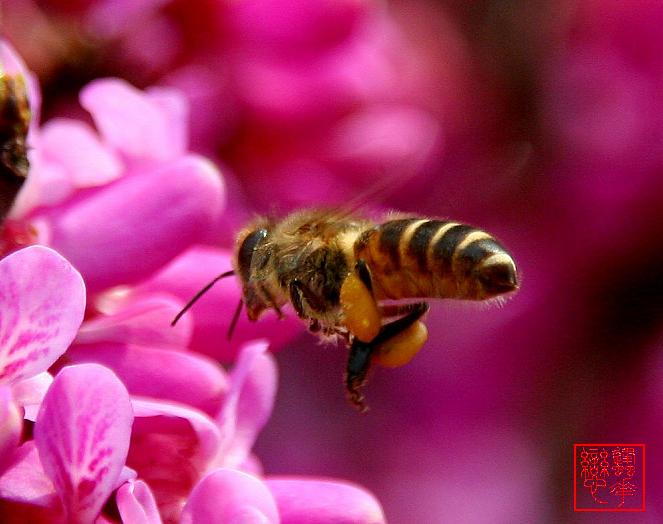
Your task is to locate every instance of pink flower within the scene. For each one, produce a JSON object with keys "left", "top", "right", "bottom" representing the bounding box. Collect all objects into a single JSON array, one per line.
[
  {"left": 266, "top": 478, "right": 385, "bottom": 524},
  {"left": 129, "top": 245, "right": 302, "bottom": 362},
  {"left": 0, "top": 363, "right": 136, "bottom": 523},
  {"left": 182, "top": 470, "right": 387, "bottom": 524},
  {"left": 0, "top": 442, "right": 62, "bottom": 523},
  {"left": 116, "top": 479, "right": 162, "bottom": 524},
  {"left": 5, "top": 338, "right": 383, "bottom": 523},
  {"left": 118, "top": 341, "right": 384, "bottom": 523},
  {"left": 181, "top": 468, "right": 278, "bottom": 524},
  {"left": 177, "top": 342, "right": 385, "bottom": 524},
  {"left": 4, "top": 1, "right": 447, "bottom": 210},
  {"left": 4, "top": 65, "right": 225, "bottom": 294},
  {"left": 64, "top": 341, "right": 230, "bottom": 417},
  {"left": 0, "top": 389, "right": 21, "bottom": 474},
  {"left": 34, "top": 364, "right": 134, "bottom": 523},
  {"left": 0, "top": 245, "right": 85, "bottom": 469},
  {"left": 126, "top": 397, "right": 222, "bottom": 522}
]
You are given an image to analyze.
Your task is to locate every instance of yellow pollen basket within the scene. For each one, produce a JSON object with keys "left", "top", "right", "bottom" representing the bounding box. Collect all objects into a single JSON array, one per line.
[
  {"left": 373, "top": 320, "right": 428, "bottom": 368},
  {"left": 340, "top": 273, "right": 381, "bottom": 343}
]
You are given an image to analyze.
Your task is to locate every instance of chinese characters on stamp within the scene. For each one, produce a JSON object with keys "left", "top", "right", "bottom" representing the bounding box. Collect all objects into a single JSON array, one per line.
[{"left": 574, "top": 443, "right": 645, "bottom": 511}]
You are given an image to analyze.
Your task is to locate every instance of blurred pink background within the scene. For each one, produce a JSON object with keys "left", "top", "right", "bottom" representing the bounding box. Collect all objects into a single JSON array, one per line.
[{"left": 5, "top": 0, "right": 663, "bottom": 521}]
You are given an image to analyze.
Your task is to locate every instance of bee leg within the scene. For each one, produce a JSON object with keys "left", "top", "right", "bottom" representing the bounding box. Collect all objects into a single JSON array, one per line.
[
  {"left": 372, "top": 302, "right": 429, "bottom": 368},
  {"left": 355, "top": 259, "right": 373, "bottom": 291},
  {"left": 345, "top": 303, "right": 429, "bottom": 410},
  {"left": 290, "top": 279, "right": 328, "bottom": 313},
  {"left": 379, "top": 302, "right": 426, "bottom": 318},
  {"left": 340, "top": 262, "right": 381, "bottom": 343},
  {"left": 259, "top": 284, "right": 284, "bottom": 319},
  {"left": 290, "top": 280, "right": 327, "bottom": 334},
  {"left": 374, "top": 303, "right": 429, "bottom": 341},
  {"left": 345, "top": 337, "right": 373, "bottom": 413},
  {"left": 289, "top": 280, "right": 308, "bottom": 319},
  {"left": 308, "top": 319, "right": 322, "bottom": 333},
  {"left": 342, "top": 258, "right": 380, "bottom": 411},
  {"left": 290, "top": 280, "right": 316, "bottom": 332}
]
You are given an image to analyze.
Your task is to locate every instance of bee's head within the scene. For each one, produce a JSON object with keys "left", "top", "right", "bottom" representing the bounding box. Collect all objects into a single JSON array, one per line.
[{"left": 235, "top": 225, "right": 271, "bottom": 320}]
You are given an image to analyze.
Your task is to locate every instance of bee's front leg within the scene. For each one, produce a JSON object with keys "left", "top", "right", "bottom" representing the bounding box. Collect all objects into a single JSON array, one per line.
[
  {"left": 289, "top": 280, "right": 308, "bottom": 319},
  {"left": 259, "top": 283, "right": 284, "bottom": 319},
  {"left": 289, "top": 279, "right": 325, "bottom": 333}
]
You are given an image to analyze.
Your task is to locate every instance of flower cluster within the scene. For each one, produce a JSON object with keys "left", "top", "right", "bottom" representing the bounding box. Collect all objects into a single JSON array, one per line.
[
  {"left": 0, "top": 41, "right": 385, "bottom": 523},
  {"left": 3, "top": 0, "right": 449, "bottom": 213}
]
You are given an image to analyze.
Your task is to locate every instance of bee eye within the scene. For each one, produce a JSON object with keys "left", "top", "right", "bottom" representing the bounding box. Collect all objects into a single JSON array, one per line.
[
  {"left": 475, "top": 254, "right": 518, "bottom": 296},
  {"left": 238, "top": 228, "right": 268, "bottom": 280}
]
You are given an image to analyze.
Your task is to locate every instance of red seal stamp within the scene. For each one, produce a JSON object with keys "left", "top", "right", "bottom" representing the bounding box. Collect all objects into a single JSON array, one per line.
[{"left": 574, "top": 443, "right": 645, "bottom": 511}]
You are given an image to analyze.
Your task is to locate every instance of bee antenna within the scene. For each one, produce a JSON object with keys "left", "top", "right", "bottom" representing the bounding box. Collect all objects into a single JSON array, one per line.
[
  {"left": 171, "top": 270, "right": 235, "bottom": 326},
  {"left": 226, "top": 299, "right": 244, "bottom": 341}
]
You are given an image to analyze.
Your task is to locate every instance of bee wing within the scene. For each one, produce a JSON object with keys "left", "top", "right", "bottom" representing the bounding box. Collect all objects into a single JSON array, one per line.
[{"left": 311, "top": 166, "right": 424, "bottom": 225}]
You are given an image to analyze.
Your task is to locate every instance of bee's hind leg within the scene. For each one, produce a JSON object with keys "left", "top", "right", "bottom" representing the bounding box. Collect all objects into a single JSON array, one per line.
[
  {"left": 372, "top": 302, "right": 429, "bottom": 368},
  {"left": 345, "top": 302, "right": 430, "bottom": 411},
  {"left": 346, "top": 337, "right": 374, "bottom": 413}
]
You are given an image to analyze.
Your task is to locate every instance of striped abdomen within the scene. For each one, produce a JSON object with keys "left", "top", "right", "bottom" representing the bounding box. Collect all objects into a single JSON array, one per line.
[{"left": 354, "top": 218, "right": 518, "bottom": 301}]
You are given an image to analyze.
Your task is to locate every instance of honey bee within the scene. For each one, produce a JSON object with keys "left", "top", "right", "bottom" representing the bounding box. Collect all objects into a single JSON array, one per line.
[
  {"left": 0, "top": 71, "right": 30, "bottom": 220},
  {"left": 175, "top": 209, "right": 518, "bottom": 411}
]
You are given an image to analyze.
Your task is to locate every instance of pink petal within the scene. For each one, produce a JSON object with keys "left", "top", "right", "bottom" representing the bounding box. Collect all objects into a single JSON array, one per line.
[
  {"left": 0, "top": 245, "right": 86, "bottom": 384},
  {"left": 165, "top": 64, "right": 237, "bottom": 154},
  {"left": 5, "top": 463, "right": 137, "bottom": 524},
  {"left": 180, "top": 469, "right": 278, "bottom": 524},
  {"left": 217, "top": 341, "right": 277, "bottom": 468},
  {"left": 11, "top": 152, "right": 73, "bottom": 218},
  {"left": 65, "top": 342, "right": 228, "bottom": 416},
  {"left": 128, "top": 398, "right": 222, "bottom": 522},
  {"left": 39, "top": 118, "right": 123, "bottom": 188},
  {"left": 0, "top": 386, "right": 21, "bottom": 473},
  {"left": 80, "top": 78, "right": 187, "bottom": 161},
  {"left": 116, "top": 465, "right": 138, "bottom": 488},
  {"left": 132, "top": 246, "right": 301, "bottom": 362},
  {"left": 227, "top": 0, "right": 367, "bottom": 51},
  {"left": 38, "top": 155, "right": 225, "bottom": 292},
  {"left": 76, "top": 293, "right": 192, "bottom": 350},
  {"left": 116, "top": 14, "right": 180, "bottom": 76},
  {"left": 233, "top": 37, "right": 393, "bottom": 124},
  {"left": 324, "top": 105, "right": 442, "bottom": 175},
  {"left": 116, "top": 479, "right": 162, "bottom": 524},
  {"left": 239, "top": 454, "right": 264, "bottom": 477},
  {"left": 34, "top": 364, "right": 134, "bottom": 524},
  {"left": 85, "top": 0, "right": 169, "bottom": 38},
  {"left": 10, "top": 371, "right": 53, "bottom": 421},
  {"left": 0, "top": 441, "right": 59, "bottom": 509},
  {"left": 0, "top": 500, "right": 63, "bottom": 523},
  {"left": 145, "top": 86, "right": 189, "bottom": 155},
  {"left": 266, "top": 478, "right": 386, "bottom": 524}
]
